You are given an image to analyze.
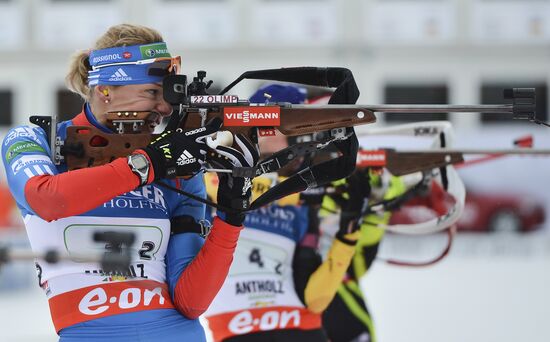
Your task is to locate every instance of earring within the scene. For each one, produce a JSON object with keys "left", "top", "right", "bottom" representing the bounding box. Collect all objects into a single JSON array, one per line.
[{"left": 102, "top": 88, "right": 109, "bottom": 104}]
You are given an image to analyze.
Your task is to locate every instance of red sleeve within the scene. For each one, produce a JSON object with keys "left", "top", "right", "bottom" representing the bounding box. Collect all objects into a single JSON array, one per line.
[
  {"left": 173, "top": 217, "right": 242, "bottom": 319},
  {"left": 25, "top": 157, "right": 141, "bottom": 221}
]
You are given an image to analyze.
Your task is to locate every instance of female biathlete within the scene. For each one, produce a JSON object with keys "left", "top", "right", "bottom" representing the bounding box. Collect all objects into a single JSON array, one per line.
[
  {"left": 203, "top": 85, "right": 372, "bottom": 342},
  {"left": 2, "top": 24, "right": 258, "bottom": 341}
]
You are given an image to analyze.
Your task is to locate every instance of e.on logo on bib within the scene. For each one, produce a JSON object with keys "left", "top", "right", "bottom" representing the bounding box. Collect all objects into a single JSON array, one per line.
[
  {"left": 223, "top": 106, "right": 281, "bottom": 127},
  {"left": 228, "top": 309, "right": 300, "bottom": 334},
  {"left": 78, "top": 286, "right": 166, "bottom": 316},
  {"left": 356, "top": 150, "right": 387, "bottom": 167},
  {"left": 207, "top": 306, "right": 321, "bottom": 341},
  {"left": 48, "top": 280, "right": 174, "bottom": 332}
]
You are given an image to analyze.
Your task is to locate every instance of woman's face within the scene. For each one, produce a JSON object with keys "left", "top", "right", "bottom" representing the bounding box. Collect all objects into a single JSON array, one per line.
[{"left": 96, "top": 83, "right": 173, "bottom": 133}]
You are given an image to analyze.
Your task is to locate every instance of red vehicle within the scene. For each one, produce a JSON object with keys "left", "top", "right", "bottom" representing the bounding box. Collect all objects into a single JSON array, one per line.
[
  {"left": 456, "top": 190, "right": 545, "bottom": 232},
  {"left": 389, "top": 188, "right": 545, "bottom": 233}
]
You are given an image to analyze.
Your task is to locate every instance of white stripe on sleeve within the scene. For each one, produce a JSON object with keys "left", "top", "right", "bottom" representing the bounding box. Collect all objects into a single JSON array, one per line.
[
  {"left": 42, "top": 165, "right": 54, "bottom": 175},
  {"left": 23, "top": 168, "right": 34, "bottom": 178},
  {"left": 33, "top": 165, "right": 45, "bottom": 175}
]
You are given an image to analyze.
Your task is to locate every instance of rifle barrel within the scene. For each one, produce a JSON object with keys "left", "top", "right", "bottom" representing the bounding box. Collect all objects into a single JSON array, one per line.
[
  {"left": 293, "top": 104, "right": 514, "bottom": 114},
  {"left": 396, "top": 149, "right": 550, "bottom": 155},
  {"left": 367, "top": 105, "right": 514, "bottom": 114}
]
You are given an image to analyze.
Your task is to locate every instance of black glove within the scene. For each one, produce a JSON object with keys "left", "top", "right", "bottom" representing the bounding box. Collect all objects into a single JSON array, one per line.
[
  {"left": 208, "top": 133, "right": 260, "bottom": 226},
  {"left": 142, "top": 119, "right": 222, "bottom": 180},
  {"left": 331, "top": 168, "right": 372, "bottom": 245}
]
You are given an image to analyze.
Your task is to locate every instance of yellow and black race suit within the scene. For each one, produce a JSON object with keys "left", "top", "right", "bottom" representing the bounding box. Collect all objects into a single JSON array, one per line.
[{"left": 321, "top": 175, "right": 406, "bottom": 342}]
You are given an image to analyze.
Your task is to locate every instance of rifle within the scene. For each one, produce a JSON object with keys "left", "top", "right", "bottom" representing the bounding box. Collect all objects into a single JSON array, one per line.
[
  {"left": 355, "top": 134, "right": 550, "bottom": 176},
  {"left": 31, "top": 69, "right": 537, "bottom": 169},
  {"left": 29, "top": 67, "right": 543, "bottom": 211}
]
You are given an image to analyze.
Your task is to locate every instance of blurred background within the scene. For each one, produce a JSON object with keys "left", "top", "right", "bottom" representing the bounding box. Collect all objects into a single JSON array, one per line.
[{"left": 0, "top": 0, "right": 549, "bottom": 341}]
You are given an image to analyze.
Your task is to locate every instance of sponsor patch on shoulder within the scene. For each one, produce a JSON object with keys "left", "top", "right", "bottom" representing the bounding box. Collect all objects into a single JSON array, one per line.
[
  {"left": 5, "top": 141, "right": 46, "bottom": 164},
  {"left": 11, "top": 155, "right": 52, "bottom": 175}
]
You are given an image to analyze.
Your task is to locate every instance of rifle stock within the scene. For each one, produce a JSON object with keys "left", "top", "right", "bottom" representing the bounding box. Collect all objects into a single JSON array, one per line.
[
  {"left": 356, "top": 149, "right": 464, "bottom": 176},
  {"left": 281, "top": 106, "right": 375, "bottom": 135},
  {"left": 384, "top": 150, "right": 464, "bottom": 176},
  {"left": 356, "top": 147, "right": 550, "bottom": 176},
  {"left": 183, "top": 105, "right": 376, "bottom": 136},
  {"left": 64, "top": 126, "right": 151, "bottom": 169}
]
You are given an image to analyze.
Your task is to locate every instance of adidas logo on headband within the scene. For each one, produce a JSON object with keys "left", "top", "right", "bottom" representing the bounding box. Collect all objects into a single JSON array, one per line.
[{"left": 108, "top": 68, "right": 132, "bottom": 82}]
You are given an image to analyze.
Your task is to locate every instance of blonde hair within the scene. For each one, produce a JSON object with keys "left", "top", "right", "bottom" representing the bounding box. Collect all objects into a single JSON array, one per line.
[{"left": 65, "top": 24, "right": 165, "bottom": 101}]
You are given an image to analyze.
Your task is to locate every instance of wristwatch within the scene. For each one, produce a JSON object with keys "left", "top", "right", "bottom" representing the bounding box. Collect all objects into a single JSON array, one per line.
[{"left": 128, "top": 154, "right": 150, "bottom": 186}]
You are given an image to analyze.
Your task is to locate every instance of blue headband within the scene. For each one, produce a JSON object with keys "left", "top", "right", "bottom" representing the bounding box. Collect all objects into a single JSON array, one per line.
[{"left": 88, "top": 42, "right": 172, "bottom": 86}]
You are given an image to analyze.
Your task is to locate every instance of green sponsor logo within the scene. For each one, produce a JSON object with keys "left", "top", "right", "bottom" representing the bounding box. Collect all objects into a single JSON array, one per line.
[
  {"left": 5, "top": 141, "right": 46, "bottom": 164},
  {"left": 140, "top": 43, "right": 171, "bottom": 58}
]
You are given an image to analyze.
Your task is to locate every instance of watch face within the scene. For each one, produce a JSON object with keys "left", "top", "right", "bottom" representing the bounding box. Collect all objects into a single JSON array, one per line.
[{"left": 132, "top": 155, "right": 148, "bottom": 170}]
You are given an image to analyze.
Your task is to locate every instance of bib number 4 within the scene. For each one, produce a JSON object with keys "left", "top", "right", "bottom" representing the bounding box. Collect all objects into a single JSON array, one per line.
[{"left": 248, "top": 248, "right": 264, "bottom": 268}]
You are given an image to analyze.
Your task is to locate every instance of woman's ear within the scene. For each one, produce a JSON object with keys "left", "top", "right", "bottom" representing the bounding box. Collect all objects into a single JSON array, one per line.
[{"left": 96, "top": 86, "right": 110, "bottom": 104}]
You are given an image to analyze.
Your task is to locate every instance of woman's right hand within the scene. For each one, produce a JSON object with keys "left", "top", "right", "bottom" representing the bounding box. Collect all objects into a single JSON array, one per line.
[
  {"left": 208, "top": 133, "right": 260, "bottom": 226},
  {"left": 138, "top": 118, "right": 223, "bottom": 182}
]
